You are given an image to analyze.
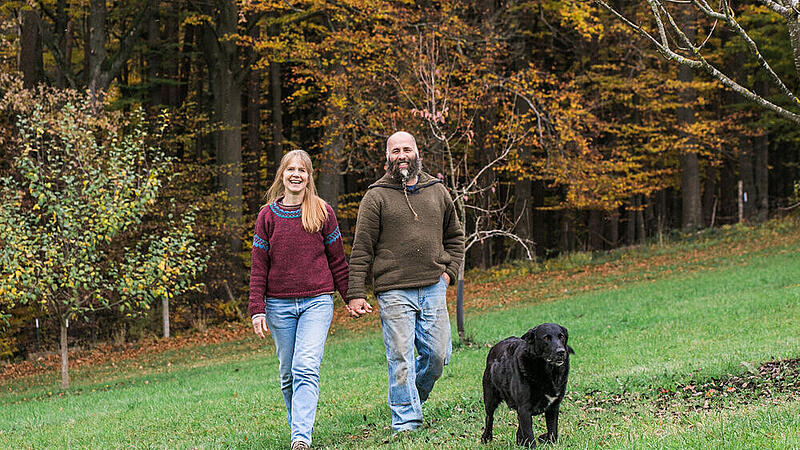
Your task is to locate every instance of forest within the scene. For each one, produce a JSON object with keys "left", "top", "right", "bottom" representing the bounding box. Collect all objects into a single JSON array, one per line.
[{"left": 1, "top": 0, "right": 799, "bottom": 364}]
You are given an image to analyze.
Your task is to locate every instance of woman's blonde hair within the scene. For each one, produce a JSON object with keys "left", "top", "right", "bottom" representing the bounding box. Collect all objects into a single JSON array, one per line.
[{"left": 264, "top": 149, "right": 329, "bottom": 233}]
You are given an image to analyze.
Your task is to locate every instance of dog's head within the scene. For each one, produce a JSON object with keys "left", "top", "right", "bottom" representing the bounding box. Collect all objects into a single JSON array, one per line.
[{"left": 521, "top": 323, "right": 574, "bottom": 366}]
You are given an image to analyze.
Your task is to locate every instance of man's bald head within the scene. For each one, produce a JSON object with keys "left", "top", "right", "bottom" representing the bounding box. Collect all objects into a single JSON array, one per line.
[{"left": 386, "top": 131, "right": 418, "bottom": 160}]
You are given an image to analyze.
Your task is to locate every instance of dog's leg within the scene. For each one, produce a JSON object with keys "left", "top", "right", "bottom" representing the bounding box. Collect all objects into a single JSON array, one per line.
[
  {"left": 538, "top": 405, "right": 559, "bottom": 443},
  {"left": 515, "top": 408, "right": 536, "bottom": 448},
  {"left": 480, "top": 376, "right": 500, "bottom": 443}
]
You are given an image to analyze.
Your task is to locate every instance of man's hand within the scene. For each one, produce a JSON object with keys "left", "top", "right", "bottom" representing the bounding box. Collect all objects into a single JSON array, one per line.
[
  {"left": 441, "top": 272, "right": 450, "bottom": 285},
  {"left": 346, "top": 298, "right": 373, "bottom": 318},
  {"left": 252, "top": 316, "right": 268, "bottom": 339}
]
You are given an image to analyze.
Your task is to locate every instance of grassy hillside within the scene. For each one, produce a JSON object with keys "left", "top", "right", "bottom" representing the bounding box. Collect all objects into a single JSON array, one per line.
[{"left": 2, "top": 220, "right": 799, "bottom": 449}]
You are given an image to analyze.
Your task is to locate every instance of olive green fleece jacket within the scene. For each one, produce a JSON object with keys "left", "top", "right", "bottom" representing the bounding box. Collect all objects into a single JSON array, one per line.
[{"left": 346, "top": 171, "right": 465, "bottom": 301}]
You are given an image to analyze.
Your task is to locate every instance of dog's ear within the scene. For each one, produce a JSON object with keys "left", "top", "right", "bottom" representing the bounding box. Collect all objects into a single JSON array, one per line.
[
  {"left": 567, "top": 345, "right": 575, "bottom": 355},
  {"left": 521, "top": 327, "right": 538, "bottom": 343},
  {"left": 559, "top": 325, "right": 569, "bottom": 341}
]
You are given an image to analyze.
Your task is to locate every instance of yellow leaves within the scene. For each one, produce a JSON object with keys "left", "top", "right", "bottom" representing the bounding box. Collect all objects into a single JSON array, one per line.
[
  {"left": 182, "top": 14, "right": 213, "bottom": 27},
  {"left": 556, "top": 0, "right": 604, "bottom": 39}
]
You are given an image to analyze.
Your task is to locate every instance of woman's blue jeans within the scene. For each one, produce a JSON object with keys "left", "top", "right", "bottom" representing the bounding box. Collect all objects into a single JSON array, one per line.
[
  {"left": 377, "top": 278, "right": 452, "bottom": 432},
  {"left": 265, "top": 294, "right": 333, "bottom": 446}
]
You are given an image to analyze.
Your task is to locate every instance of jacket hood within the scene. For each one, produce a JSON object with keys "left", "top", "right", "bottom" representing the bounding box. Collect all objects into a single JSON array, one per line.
[{"left": 368, "top": 171, "right": 441, "bottom": 191}]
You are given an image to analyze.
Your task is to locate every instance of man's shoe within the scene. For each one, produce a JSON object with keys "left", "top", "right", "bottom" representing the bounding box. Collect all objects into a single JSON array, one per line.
[{"left": 291, "top": 441, "right": 309, "bottom": 450}]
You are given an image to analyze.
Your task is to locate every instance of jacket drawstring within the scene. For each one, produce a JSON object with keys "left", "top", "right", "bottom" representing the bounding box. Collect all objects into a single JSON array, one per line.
[{"left": 403, "top": 186, "right": 419, "bottom": 221}]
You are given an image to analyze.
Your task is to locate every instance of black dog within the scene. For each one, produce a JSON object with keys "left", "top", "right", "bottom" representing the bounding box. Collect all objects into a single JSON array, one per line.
[{"left": 481, "top": 323, "right": 574, "bottom": 448}]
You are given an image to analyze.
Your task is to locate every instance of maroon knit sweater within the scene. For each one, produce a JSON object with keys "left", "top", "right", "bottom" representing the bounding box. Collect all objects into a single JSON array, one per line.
[{"left": 248, "top": 199, "right": 348, "bottom": 317}]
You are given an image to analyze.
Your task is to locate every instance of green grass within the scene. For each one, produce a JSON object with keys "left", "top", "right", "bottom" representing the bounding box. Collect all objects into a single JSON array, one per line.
[{"left": 2, "top": 221, "right": 800, "bottom": 448}]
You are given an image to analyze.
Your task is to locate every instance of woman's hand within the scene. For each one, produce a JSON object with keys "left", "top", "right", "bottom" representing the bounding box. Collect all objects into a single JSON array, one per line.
[{"left": 253, "top": 316, "right": 268, "bottom": 339}]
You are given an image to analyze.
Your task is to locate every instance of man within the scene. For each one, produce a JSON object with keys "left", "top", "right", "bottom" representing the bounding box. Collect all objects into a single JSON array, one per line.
[{"left": 347, "top": 131, "right": 465, "bottom": 434}]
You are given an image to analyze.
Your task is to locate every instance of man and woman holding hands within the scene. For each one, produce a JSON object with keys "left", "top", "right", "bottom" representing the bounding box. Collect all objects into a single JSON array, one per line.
[{"left": 248, "top": 131, "right": 464, "bottom": 450}]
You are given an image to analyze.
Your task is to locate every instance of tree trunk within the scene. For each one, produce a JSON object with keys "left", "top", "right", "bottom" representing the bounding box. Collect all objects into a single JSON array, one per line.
[
  {"left": 635, "top": 196, "right": 646, "bottom": 244},
  {"left": 625, "top": 200, "right": 636, "bottom": 246},
  {"left": 84, "top": 0, "right": 151, "bottom": 101},
  {"left": 21, "top": 8, "right": 43, "bottom": 89},
  {"left": 532, "top": 180, "right": 546, "bottom": 258},
  {"left": 561, "top": 209, "right": 575, "bottom": 252},
  {"left": 269, "top": 61, "right": 284, "bottom": 168},
  {"left": 269, "top": 24, "right": 284, "bottom": 169},
  {"left": 147, "top": 0, "right": 162, "bottom": 108},
  {"left": 754, "top": 133, "right": 769, "bottom": 221},
  {"left": 703, "top": 165, "right": 718, "bottom": 227},
  {"left": 162, "top": 296, "right": 170, "bottom": 338},
  {"left": 513, "top": 96, "right": 533, "bottom": 259},
  {"left": 588, "top": 210, "right": 603, "bottom": 250},
  {"left": 317, "top": 135, "right": 344, "bottom": 209},
  {"left": 246, "top": 20, "right": 264, "bottom": 213},
  {"left": 678, "top": 7, "right": 702, "bottom": 231},
  {"left": 605, "top": 209, "right": 619, "bottom": 249},
  {"left": 318, "top": 65, "right": 345, "bottom": 210},
  {"left": 179, "top": 24, "right": 196, "bottom": 107},
  {"left": 739, "top": 141, "right": 756, "bottom": 221},
  {"left": 514, "top": 177, "right": 532, "bottom": 258},
  {"left": 54, "top": 0, "right": 69, "bottom": 88},
  {"left": 720, "top": 158, "right": 737, "bottom": 224},
  {"left": 87, "top": 0, "right": 107, "bottom": 99},
  {"left": 201, "top": 0, "right": 243, "bottom": 254},
  {"left": 163, "top": 3, "right": 180, "bottom": 108},
  {"left": 60, "top": 319, "right": 69, "bottom": 389}
]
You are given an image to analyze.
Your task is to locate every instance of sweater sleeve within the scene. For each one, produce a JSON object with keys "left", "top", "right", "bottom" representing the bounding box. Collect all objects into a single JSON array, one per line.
[
  {"left": 441, "top": 185, "right": 465, "bottom": 285},
  {"left": 347, "top": 191, "right": 381, "bottom": 301},
  {"left": 322, "top": 203, "right": 349, "bottom": 301},
  {"left": 248, "top": 208, "right": 271, "bottom": 317}
]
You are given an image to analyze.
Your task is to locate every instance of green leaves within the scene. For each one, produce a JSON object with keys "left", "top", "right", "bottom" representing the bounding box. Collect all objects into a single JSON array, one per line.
[{"left": 0, "top": 82, "right": 208, "bottom": 329}]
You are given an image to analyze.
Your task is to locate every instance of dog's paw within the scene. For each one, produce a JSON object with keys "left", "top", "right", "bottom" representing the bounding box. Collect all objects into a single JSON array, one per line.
[
  {"left": 537, "top": 432, "right": 556, "bottom": 444},
  {"left": 480, "top": 432, "right": 492, "bottom": 444}
]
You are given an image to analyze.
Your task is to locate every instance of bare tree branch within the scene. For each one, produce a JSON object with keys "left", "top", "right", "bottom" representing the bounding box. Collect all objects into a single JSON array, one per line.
[
  {"left": 594, "top": 0, "right": 800, "bottom": 124},
  {"left": 758, "top": 0, "right": 790, "bottom": 16}
]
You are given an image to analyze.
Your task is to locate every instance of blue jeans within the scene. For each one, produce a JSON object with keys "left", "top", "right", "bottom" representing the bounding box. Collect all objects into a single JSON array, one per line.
[
  {"left": 377, "top": 278, "right": 452, "bottom": 432},
  {"left": 265, "top": 294, "right": 333, "bottom": 446}
]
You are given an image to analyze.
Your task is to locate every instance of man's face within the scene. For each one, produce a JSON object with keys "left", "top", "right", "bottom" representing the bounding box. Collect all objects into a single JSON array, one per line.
[{"left": 387, "top": 134, "right": 420, "bottom": 182}]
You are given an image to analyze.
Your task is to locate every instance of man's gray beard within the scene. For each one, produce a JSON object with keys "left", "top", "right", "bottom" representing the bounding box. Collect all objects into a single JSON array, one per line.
[{"left": 388, "top": 157, "right": 422, "bottom": 183}]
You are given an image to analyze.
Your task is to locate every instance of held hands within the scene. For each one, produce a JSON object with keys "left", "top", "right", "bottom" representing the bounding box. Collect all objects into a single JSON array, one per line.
[
  {"left": 252, "top": 316, "right": 268, "bottom": 339},
  {"left": 346, "top": 298, "right": 373, "bottom": 318},
  {"left": 346, "top": 273, "right": 449, "bottom": 319}
]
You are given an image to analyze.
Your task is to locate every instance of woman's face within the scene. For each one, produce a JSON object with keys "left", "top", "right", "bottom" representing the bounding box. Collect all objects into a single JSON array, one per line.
[{"left": 282, "top": 156, "right": 309, "bottom": 196}]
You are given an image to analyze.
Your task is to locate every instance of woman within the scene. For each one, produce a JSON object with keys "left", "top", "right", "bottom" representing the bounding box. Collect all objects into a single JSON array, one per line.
[{"left": 249, "top": 149, "right": 348, "bottom": 450}]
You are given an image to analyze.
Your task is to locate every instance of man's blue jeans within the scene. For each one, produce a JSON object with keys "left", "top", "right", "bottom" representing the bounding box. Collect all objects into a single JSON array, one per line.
[
  {"left": 377, "top": 278, "right": 452, "bottom": 432},
  {"left": 265, "top": 294, "right": 333, "bottom": 446}
]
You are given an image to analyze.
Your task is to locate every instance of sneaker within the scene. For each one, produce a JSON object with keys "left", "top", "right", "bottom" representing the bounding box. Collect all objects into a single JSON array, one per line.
[{"left": 290, "top": 441, "right": 310, "bottom": 450}]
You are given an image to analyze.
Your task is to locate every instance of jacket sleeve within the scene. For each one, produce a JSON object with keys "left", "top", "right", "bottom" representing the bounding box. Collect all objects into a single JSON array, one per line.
[
  {"left": 322, "top": 203, "right": 349, "bottom": 301},
  {"left": 346, "top": 192, "right": 381, "bottom": 301},
  {"left": 441, "top": 185, "right": 465, "bottom": 285},
  {"left": 248, "top": 208, "right": 271, "bottom": 317}
]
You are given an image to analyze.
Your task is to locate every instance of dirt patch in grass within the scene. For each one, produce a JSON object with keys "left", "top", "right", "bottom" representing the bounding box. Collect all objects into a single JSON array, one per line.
[{"left": 572, "top": 357, "right": 800, "bottom": 416}]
